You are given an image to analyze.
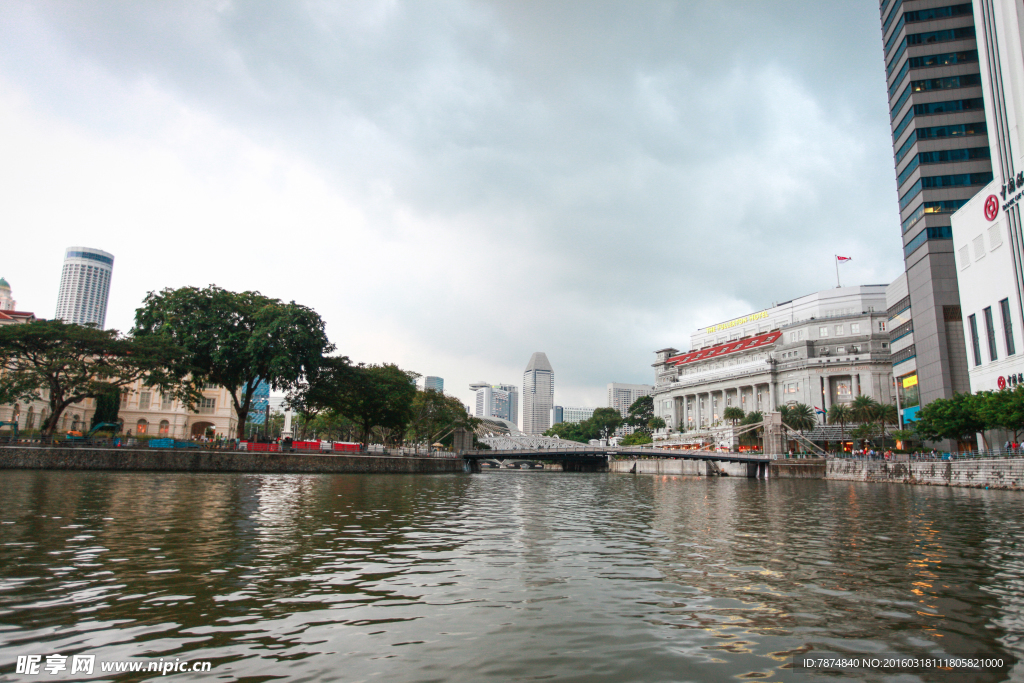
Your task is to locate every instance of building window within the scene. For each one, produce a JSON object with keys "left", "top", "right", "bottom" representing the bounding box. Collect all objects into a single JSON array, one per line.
[
  {"left": 1000, "top": 298, "right": 1015, "bottom": 357},
  {"left": 837, "top": 347, "right": 846, "bottom": 354},
  {"left": 785, "top": 382, "right": 800, "bottom": 394},
  {"left": 878, "top": 321, "right": 886, "bottom": 332},
  {"left": 969, "top": 314, "right": 982, "bottom": 366},
  {"left": 198, "top": 397, "right": 216, "bottom": 415},
  {"left": 984, "top": 306, "right": 998, "bottom": 361},
  {"left": 835, "top": 325, "right": 844, "bottom": 336},
  {"left": 851, "top": 344, "right": 861, "bottom": 353},
  {"left": 851, "top": 323, "right": 861, "bottom": 334},
  {"left": 136, "top": 419, "right": 148, "bottom": 435},
  {"left": 819, "top": 326, "right": 829, "bottom": 337},
  {"left": 138, "top": 391, "right": 151, "bottom": 410},
  {"left": 159, "top": 420, "right": 170, "bottom": 436},
  {"left": 161, "top": 394, "right": 173, "bottom": 410},
  {"left": 836, "top": 379, "right": 852, "bottom": 398},
  {"left": 120, "top": 391, "right": 128, "bottom": 408}
]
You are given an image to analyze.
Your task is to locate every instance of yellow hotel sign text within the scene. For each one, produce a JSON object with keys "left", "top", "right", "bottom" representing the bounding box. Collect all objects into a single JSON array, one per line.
[{"left": 706, "top": 311, "right": 769, "bottom": 335}]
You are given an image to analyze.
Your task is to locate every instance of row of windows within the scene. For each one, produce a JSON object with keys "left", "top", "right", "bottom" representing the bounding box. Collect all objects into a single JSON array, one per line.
[
  {"left": 968, "top": 299, "right": 1016, "bottom": 366},
  {"left": 901, "top": 199, "right": 969, "bottom": 233},
  {"left": 884, "top": 4, "right": 973, "bottom": 55},
  {"left": 904, "top": 225, "right": 953, "bottom": 258},
  {"left": 959, "top": 224, "right": 1004, "bottom": 268},
  {"left": 900, "top": 171, "right": 993, "bottom": 210},
  {"left": 897, "top": 145, "right": 989, "bottom": 188},
  {"left": 892, "top": 344, "right": 917, "bottom": 366},
  {"left": 882, "top": 0, "right": 902, "bottom": 33},
  {"left": 891, "top": 73, "right": 981, "bottom": 121},
  {"left": 894, "top": 120, "right": 986, "bottom": 164},
  {"left": 887, "top": 26, "right": 976, "bottom": 77},
  {"left": 894, "top": 97, "right": 985, "bottom": 143},
  {"left": 65, "top": 251, "right": 114, "bottom": 267},
  {"left": 889, "top": 50, "right": 978, "bottom": 99},
  {"left": 889, "top": 320, "right": 914, "bottom": 341}
]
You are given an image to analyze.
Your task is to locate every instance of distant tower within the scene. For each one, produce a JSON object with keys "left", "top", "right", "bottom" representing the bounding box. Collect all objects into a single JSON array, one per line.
[
  {"left": 522, "top": 352, "right": 554, "bottom": 435},
  {"left": 423, "top": 376, "right": 444, "bottom": 393},
  {"left": 55, "top": 247, "right": 114, "bottom": 327},
  {"left": 0, "top": 277, "right": 15, "bottom": 311}
]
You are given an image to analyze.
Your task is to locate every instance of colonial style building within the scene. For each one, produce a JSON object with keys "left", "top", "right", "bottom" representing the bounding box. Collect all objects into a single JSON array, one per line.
[{"left": 652, "top": 286, "right": 896, "bottom": 430}]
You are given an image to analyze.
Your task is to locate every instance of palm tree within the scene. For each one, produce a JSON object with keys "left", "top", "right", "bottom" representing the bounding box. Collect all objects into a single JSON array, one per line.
[
  {"left": 827, "top": 403, "right": 853, "bottom": 447},
  {"left": 739, "top": 411, "right": 764, "bottom": 450},
  {"left": 783, "top": 403, "right": 816, "bottom": 433},
  {"left": 876, "top": 403, "right": 898, "bottom": 445},
  {"left": 851, "top": 395, "right": 880, "bottom": 425},
  {"left": 723, "top": 406, "right": 745, "bottom": 426}
]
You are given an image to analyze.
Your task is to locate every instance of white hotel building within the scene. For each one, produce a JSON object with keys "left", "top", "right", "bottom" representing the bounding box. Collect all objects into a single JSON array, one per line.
[
  {"left": 950, "top": 0, "right": 1024, "bottom": 395},
  {"left": 651, "top": 287, "right": 895, "bottom": 430}
]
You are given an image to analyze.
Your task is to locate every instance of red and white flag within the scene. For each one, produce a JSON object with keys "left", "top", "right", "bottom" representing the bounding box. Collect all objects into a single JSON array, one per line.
[{"left": 836, "top": 255, "right": 852, "bottom": 262}]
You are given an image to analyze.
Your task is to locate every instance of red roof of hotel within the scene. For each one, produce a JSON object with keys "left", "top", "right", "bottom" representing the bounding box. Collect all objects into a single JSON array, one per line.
[{"left": 666, "top": 330, "right": 782, "bottom": 366}]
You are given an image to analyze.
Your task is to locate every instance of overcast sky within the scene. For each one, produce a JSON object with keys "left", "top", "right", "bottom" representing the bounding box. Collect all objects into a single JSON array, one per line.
[{"left": 0, "top": 1, "right": 902, "bottom": 413}]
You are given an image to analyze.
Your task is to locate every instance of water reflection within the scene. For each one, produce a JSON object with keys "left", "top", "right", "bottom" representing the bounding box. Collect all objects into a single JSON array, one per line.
[{"left": 0, "top": 471, "right": 1022, "bottom": 681}]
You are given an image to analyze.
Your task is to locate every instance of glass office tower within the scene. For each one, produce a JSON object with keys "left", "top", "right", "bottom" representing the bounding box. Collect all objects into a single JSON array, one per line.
[{"left": 880, "top": 0, "right": 991, "bottom": 407}]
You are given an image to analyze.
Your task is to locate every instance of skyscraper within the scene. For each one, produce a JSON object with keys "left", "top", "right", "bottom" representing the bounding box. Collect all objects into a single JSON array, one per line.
[
  {"left": 880, "top": 1, "right": 991, "bottom": 410},
  {"left": 423, "top": 376, "right": 444, "bottom": 393},
  {"left": 522, "top": 352, "right": 553, "bottom": 435},
  {"left": 55, "top": 247, "right": 114, "bottom": 328},
  {"left": 469, "top": 382, "right": 519, "bottom": 424}
]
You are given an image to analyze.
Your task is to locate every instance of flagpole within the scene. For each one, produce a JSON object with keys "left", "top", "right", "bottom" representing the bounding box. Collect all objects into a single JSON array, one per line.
[{"left": 835, "top": 256, "right": 841, "bottom": 288}]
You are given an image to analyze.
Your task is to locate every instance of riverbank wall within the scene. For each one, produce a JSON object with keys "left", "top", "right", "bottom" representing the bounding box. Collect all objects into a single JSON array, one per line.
[
  {"left": 771, "top": 458, "right": 827, "bottom": 478},
  {"left": 826, "top": 458, "right": 1024, "bottom": 489},
  {"left": 609, "top": 459, "right": 754, "bottom": 477},
  {"left": 0, "top": 446, "right": 465, "bottom": 475}
]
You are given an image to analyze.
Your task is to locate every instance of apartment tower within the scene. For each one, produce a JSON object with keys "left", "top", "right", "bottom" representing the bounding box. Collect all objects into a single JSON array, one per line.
[
  {"left": 880, "top": 0, "right": 991, "bottom": 409},
  {"left": 55, "top": 247, "right": 114, "bottom": 328},
  {"left": 522, "top": 352, "right": 554, "bottom": 435}
]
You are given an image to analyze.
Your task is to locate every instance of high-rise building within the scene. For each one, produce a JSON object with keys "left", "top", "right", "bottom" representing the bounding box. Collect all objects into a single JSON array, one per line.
[
  {"left": 559, "top": 406, "right": 595, "bottom": 424},
  {"left": 879, "top": 2, "right": 991, "bottom": 412},
  {"left": 949, "top": 0, "right": 1024, "bottom": 398},
  {"left": 522, "top": 352, "right": 554, "bottom": 435},
  {"left": 55, "top": 247, "right": 114, "bottom": 328},
  {"left": 469, "top": 382, "right": 519, "bottom": 424},
  {"left": 607, "top": 383, "right": 653, "bottom": 418},
  {"left": 552, "top": 405, "right": 564, "bottom": 425},
  {"left": 0, "top": 277, "right": 15, "bottom": 311},
  {"left": 423, "top": 376, "right": 444, "bottom": 393}
]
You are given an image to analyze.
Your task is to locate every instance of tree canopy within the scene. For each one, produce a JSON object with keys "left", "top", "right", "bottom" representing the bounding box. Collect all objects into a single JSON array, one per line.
[
  {"left": 0, "top": 320, "right": 186, "bottom": 438},
  {"left": 914, "top": 392, "right": 985, "bottom": 444},
  {"left": 133, "top": 285, "right": 334, "bottom": 438},
  {"left": 625, "top": 395, "right": 654, "bottom": 433}
]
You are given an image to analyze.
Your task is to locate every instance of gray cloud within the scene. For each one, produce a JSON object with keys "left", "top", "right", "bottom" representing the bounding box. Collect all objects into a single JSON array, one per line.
[{"left": 0, "top": 1, "right": 902, "bottom": 408}]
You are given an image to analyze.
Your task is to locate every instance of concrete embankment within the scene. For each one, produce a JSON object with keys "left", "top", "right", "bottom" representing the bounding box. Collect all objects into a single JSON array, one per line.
[
  {"left": 771, "top": 458, "right": 826, "bottom": 479},
  {"left": 827, "top": 458, "right": 1024, "bottom": 489},
  {"left": 0, "top": 446, "right": 465, "bottom": 475},
  {"left": 609, "top": 459, "right": 756, "bottom": 477}
]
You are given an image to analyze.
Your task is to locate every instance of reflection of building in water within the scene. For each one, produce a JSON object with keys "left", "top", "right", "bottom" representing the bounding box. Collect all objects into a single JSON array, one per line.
[{"left": 652, "top": 287, "right": 894, "bottom": 430}]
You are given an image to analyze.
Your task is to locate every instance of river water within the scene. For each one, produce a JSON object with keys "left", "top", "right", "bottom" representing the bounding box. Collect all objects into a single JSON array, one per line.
[{"left": 2, "top": 471, "right": 1024, "bottom": 682}]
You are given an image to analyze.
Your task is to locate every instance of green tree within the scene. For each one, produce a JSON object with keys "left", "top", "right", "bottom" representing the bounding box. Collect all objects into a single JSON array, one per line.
[
  {"left": 649, "top": 416, "right": 667, "bottom": 431},
  {"left": 739, "top": 411, "right": 764, "bottom": 449},
  {"left": 589, "top": 407, "right": 623, "bottom": 441},
  {"left": 0, "top": 320, "right": 186, "bottom": 438},
  {"left": 973, "top": 387, "right": 1024, "bottom": 443},
  {"left": 851, "top": 395, "right": 880, "bottom": 425},
  {"left": 876, "top": 402, "right": 899, "bottom": 444},
  {"left": 782, "top": 403, "right": 816, "bottom": 433},
  {"left": 339, "top": 363, "right": 419, "bottom": 445},
  {"left": 723, "top": 406, "right": 745, "bottom": 426},
  {"left": 851, "top": 422, "right": 878, "bottom": 448},
  {"left": 827, "top": 403, "right": 853, "bottom": 443},
  {"left": 620, "top": 431, "right": 653, "bottom": 446},
  {"left": 133, "top": 285, "right": 334, "bottom": 439},
  {"left": 914, "top": 392, "right": 985, "bottom": 446},
  {"left": 89, "top": 384, "right": 121, "bottom": 430},
  {"left": 544, "top": 421, "right": 588, "bottom": 443},
  {"left": 625, "top": 395, "right": 654, "bottom": 433},
  {"left": 408, "top": 388, "right": 480, "bottom": 447}
]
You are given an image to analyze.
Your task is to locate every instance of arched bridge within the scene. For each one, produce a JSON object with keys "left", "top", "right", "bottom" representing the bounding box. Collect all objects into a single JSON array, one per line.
[{"left": 462, "top": 447, "right": 774, "bottom": 476}]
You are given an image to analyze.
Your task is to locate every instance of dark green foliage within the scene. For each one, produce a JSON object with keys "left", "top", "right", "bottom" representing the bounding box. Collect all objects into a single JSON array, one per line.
[
  {"left": 0, "top": 320, "right": 185, "bottom": 437},
  {"left": 90, "top": 386, "right": 121, "bottom": 429},
  {"left": 625, "top": 395, "right": 654, "bottom": 433},
  {"left": 133, "top": 285, "right": 334, "bottom": 438}
]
